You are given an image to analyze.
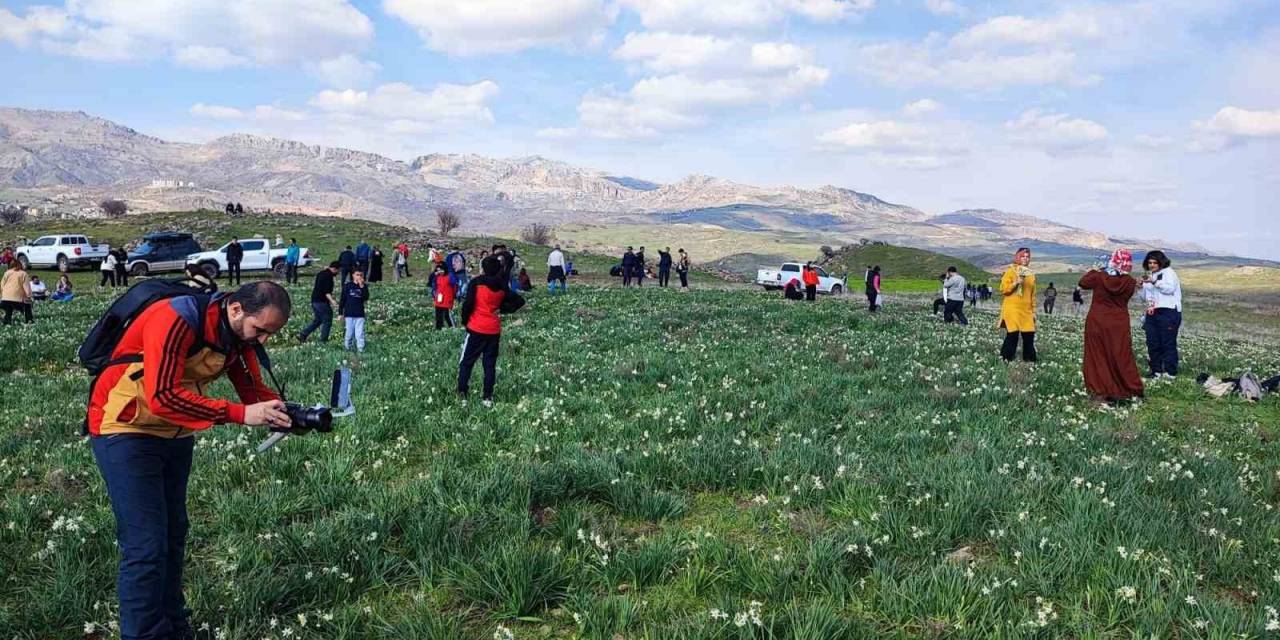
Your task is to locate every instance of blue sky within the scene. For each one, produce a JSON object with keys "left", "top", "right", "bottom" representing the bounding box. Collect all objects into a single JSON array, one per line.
[{"left": 2, "top": 0, "right": 1278, "bottom": 258}]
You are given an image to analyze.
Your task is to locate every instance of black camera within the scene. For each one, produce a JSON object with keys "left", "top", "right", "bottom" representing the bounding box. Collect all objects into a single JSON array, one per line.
[{"left": 283, "top": 402, "right": 333, "bottom": 432}]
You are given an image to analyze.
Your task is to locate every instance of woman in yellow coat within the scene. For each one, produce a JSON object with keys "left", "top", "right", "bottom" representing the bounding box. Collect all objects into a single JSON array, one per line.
[{"left": 998, "top": 247, "right": 1037, "bottom": 362}]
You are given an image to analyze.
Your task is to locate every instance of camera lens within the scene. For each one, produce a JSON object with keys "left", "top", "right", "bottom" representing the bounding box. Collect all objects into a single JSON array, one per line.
[{"left": 285, "top": 402, "right": 333, "bottom": 432}]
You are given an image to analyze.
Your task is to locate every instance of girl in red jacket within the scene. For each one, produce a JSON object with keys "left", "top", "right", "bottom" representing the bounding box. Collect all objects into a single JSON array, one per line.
[
  {"left": 431, "top": 263, "right": 455, "bottom": 329},
  {"left": 458, "top": 256, "right": 525, "bottom": 405}
]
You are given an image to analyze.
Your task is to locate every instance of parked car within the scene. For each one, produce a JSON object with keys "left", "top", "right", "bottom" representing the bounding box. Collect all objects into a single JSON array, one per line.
[
  {"left": 126, "top": 232, "right": 203, "bottom": 276},
  {"left": 15, "top": 234, "right": 110, "bottom": 271},
  {"left": 756, "top": 262, "right": 845, "bottom": 295},
  {"left": 186, "top": 238, "right": 314, "bottom": 279}
]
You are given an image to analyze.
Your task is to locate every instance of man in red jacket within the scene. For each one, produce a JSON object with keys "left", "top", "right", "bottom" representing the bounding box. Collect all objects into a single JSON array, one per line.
[
  {"left": 87, "top": 281, "right": 292, "bottom": 640},
  {"left": 432, "top": 262, "right": 455, "bottom": 329},
  {"left": 458, "top": 256, "right": 524, "bottom": 406}
]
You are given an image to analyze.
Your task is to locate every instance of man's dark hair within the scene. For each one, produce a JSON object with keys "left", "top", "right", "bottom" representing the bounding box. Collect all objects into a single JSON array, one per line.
[
  {"left": 290, "top": 237, "right": 296, "bottom": 244},
  {"left": 947, "top": 266, "right": 957, "bottom": 273},
  {"left": 481, "top": 255, "right": 501, "bottom": 276},
  {"left": 230, "top": 281, "right": 292, "bottom": 318},
  {"left": 345, "top": 245, "right": 352, "bottom": 250},
  {"left": 1143, "top": 250, "right": 1171, "bottom": 270},
  {"left": 328, "top": 260, "right": 341, "bottom": 269},
  {"left": 1016, "top": 247, "right": 1030, "bottom": 255},
  {"left": 873, "top": 265, "right": 881, "bottom": 272}
]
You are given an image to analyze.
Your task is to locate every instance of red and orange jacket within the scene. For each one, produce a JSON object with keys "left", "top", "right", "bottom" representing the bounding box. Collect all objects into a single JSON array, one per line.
[
  {"left": 433, "top": 273, "right": 455, "bottom": 308},
  {"left": 87, "top": 298, "right": 279, "bottom": 437},
  {"left": 802, "top": 268, "right": 820, "bottom": 286}
]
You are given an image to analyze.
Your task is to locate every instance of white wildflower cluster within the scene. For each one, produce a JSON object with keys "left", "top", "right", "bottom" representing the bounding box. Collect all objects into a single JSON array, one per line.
[
  {"left": 1022, "top": 597, "right": 1057, "bottom": 628},
  {"left": 576, "top": 528, "right": 611, "bottom": 565}
]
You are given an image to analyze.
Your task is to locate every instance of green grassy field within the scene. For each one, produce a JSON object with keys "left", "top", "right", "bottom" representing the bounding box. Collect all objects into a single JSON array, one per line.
[{"left": 3, "top": 222, "right": 1280, "bottom": 638}]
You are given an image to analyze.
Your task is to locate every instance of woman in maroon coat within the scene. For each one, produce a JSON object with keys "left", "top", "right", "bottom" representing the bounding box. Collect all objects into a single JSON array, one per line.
[{"left": 1079, "top": 249, "right": 1144, "bottom": 403}]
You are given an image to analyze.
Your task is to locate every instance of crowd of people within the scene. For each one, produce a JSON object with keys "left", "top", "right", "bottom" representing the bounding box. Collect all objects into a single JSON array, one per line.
[{"left": 616, "top": 246, "right": 691, "bottom": 289}]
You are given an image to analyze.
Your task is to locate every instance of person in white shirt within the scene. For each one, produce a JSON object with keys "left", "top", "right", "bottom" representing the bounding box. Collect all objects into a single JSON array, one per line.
[
  {"left": 546, "top": 244, "right": 567, "bottom": 294},
  {"left": 99, "top": 251, "right": 117, "bottom": 287},
  {"left": 29, "top": 276, "right": 48, "bottom": 301},
  {"left": 1140, "top": 250, "right": 1183, "bottom": 379},
  {"left": 942, "top": 267, "right": 968, "bottom": 325}
]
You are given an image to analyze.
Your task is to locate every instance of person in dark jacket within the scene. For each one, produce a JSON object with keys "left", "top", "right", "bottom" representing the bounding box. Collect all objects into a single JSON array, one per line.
[
  {"left": 355, "top": 241, "right": 372, "bottom": 275},
  {"left": 676, "top": 248, "right": 691, "bottom": 289},
  {"left": 458, "top": 256, "right": 525, "bottom": 406},
  {"left": 369, "top": 247, "right": 383, "bottom": 282},
  {"left": 298, "top": 261, "right": 339, "bottom": 343},
  {"left": 621, "top": 247, "right": 636, "bottom": 287},
  {"left": 113, "top": 247, "right": 130, "bottom": 287},
  {"left": 339, "top": 269, "right": 370, "bottom": 353},
  {"left": 634, "top": 247, "right": 647, "bottom": 286},
  {"left": 338, "top": 245, "right": 356, "bottom": 282},
  {"left": 225, "top": 239, "right": 244, "bottom": 286},
  {"left": 657, "top": 247, "right": 673, "bottom": 287}
]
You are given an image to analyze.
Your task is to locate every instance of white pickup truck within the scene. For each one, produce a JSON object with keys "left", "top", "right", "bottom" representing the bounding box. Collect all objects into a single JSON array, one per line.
[
  {"left": 756, "top": 262, "right": 846, "bottom": 295},
  {"left": 186, "top": 238, "right": 314, "bottom": 279},
  {"left": 15, "top": 234, "right": 111, "bottom": 271}
]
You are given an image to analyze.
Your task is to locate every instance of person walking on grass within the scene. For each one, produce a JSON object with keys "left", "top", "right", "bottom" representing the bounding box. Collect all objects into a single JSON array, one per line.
[
  {"left": 621, "top": 247, "right": 636, "bottom": 287},
  {"left": 339, "top": 269, "right": 370, "bottom": 353},
  {"left": 284, "top": 238, "right": 301, "bottom": 285},
  {"left": 432, "top": 263, "right": 455, "bottom": 329},
  {"left": 1043, "top": 282, "right": 1058, "bottom": 315},
  {"left": 338, "top": 245, "right": 356, "bottom": 283},
  {"left": 1, "top": 259, "right": 33, "bottom": 324},
  {"left": 802, "top": 262, "right": 820, "bottom": 301},
  {"left": 370, "top": 246, "right": 384, "bottom": 283},
  {"left": 866, "top": 265, "right": 881, "bottom": 312},
  {"left": 998, "top": 248, "right": 1037, "bottom": 362},
  {"left": 943, "top": 267, "right": 968, "bottom": 325},
  {"left": 1140, "top": 249, "right": 1183, "bottom": 379},
  {"left": 355, "top": 240, "right": 372, "bottom": 276},
  {"left": 676, "top": 248, "right": 691, "bottom": 290},
  {"left": 298, "top": 261, "right": 339, "bottom": 344},
  {"left": 393, "top": 247, "right": 407, "bottom": 283},
  {"left": 1072, "top": 285, "right": 1085, "bottom": 315},
  {"left": 100, "top": 250, "right": 117, "bottom": 288},
  {"left": 547, "top": 244, "right": 568, "bottom": 294},
  {"left": 458, "top": 256, "right": 525, "bottom": 407},
  {"left": 1080, "top": 249, "right": 1144, "bottom": 404},
  {"left": 658, "top": 247, "right": 673, "bottom": 287},
  {"left": 225, "top": 239, "right": 244, "bottom": 287}
]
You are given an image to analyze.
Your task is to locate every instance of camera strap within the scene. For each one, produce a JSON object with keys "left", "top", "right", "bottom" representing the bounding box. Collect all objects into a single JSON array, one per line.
[{"left": 252, "top": 342, "right": 288, "bottom": 401}]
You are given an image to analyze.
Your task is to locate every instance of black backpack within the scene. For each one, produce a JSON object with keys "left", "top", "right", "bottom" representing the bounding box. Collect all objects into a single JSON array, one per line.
[{"left": 79, "top": 278, "right": 219, "bottom": 376}]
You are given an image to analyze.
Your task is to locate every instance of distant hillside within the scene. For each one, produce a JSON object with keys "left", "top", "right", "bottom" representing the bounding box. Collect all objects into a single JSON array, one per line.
[{"left": 817, "top": 243, "right": 990, "bottom": 282}]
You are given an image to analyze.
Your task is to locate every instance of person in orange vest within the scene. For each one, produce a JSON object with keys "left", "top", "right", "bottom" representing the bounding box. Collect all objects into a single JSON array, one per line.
[
  {"left": 458, "top": 256, "right": 525, "bottom": 406},
  {"left": 431, "top": 262, "right": 455, "bottom": 329},
  {"left": 802, "top": 262, "right": 820, "bottom": 301}
]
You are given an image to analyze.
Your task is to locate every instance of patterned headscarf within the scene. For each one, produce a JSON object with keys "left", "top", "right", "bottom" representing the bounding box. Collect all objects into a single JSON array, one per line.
[
  {"left": 1013, "top": 248, "right": 1031, "bottom": 263},
  {"left": 1108, "top": 249, "right": 1133, "bottom": 275}
]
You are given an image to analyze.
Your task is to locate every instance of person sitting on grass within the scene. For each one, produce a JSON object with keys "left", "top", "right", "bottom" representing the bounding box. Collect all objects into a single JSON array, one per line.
[
  {"left": 517, "top": 268, "right": 533, "bottom": 292},
  {"left": 784, "top": 276, "right": 804, "bottom": 301},
  {"left": 339, "top": 269, "right": 370, "bottom": 353},
  {"left": 458, "top": 256, "right": 525, "bottom": 407},
  {"left": 51, "top": 274, "right": 74, "bottom": 302},
  {"left": 29, "top": 276, "right": 48, "bottom": 301}
]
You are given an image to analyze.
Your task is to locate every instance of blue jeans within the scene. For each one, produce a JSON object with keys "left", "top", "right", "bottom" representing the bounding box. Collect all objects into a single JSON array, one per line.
[
  {"left": 299, "top": 301, "right": 332, "bottom": 342},
  {"left": 91, "top": 435, "right": 195, "bottom": 640},
  {"left": 344, "top": 316, "right": 366, "bottom": 352},
  {"left": 1144, "top": 308, "right": 1181, "bottom": 376}
]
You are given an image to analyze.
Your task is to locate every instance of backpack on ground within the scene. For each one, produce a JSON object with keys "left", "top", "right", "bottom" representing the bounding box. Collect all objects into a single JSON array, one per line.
[{"left": 1238, "top": 371, "right": 1263, "bottom": 402}]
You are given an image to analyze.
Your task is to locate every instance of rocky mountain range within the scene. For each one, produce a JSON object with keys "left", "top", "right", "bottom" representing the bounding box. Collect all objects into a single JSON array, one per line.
[{"left": 1, "top": 107, "right": 1252, "bottom": 268}]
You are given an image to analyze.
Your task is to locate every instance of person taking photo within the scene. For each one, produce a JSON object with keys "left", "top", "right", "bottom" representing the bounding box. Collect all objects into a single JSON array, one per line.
[{"left": 86, "top": 281, "right": 294, "bottom": 640}]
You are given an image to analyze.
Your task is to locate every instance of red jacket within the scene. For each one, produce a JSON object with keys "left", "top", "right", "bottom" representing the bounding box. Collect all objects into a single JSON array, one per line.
[
  {"left": 433, "top": 274, "right": 455, "bottom": 308},
  {"left": 464, "top": 283, "right": 504, "bottom": 334},
  {"left": 87, "top": 299, "right": 278, "bottom": 437},
  {"left": 802, "top": 268, "right": 820, "bottom": 286}
]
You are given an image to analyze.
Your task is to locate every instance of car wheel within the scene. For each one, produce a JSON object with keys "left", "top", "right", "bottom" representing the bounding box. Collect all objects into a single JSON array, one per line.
[
  {"left": 57, "top": 254, "right": 69, "bottom": 272},
  {"left": 131, "top": 262, "right": 149, "bottom": 277},
  {"left": 830, "top": 285, "right": 842, "bottom": 296},
  {"left": 271, "top": 260, "right": 287, "bottom": 279},
  {"left": 16, "top": 254, "right": 30, "bottom": 270},
  {"left": 200, "top": 262, "right": 220, "bottom": 279}
]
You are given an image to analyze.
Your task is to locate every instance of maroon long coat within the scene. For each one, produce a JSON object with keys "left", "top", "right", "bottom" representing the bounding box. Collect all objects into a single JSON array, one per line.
[{"left": 1079, "top": 271, "right": 1145, "bottom": 400}]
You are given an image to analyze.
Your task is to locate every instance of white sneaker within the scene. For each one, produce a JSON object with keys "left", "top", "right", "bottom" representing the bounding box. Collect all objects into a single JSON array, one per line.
[{"left": 482, "top": 399, "right": 493, "bottom": 408}]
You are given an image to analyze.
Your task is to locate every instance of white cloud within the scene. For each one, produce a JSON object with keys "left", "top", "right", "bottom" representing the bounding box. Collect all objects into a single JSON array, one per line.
[
  {"left": 310, "top": 81, "right": 500, "bottom": 126},
  {"left": 818, "top": 120, "right": 931, "bottom": 151},
  {"left": 312, "top": 54, "right": 382, "bottom": 88},
  {"left": 923, "top": 0, "right": 962, "bottom": 17},
  {"left": 902, "top": 99, "right": 942, "bottom": 117},
  {"left": 1189, "top": 106, "right": 1280, "bottom": 152},
  {"left": 1132, "top": 134, "right": 1175, "bottom": 150},
  {"left": 1005, "top": 109, "right": 1108, "bottom": 153},
  {"left": 0, "top": 1, "right": 373, "bottom": 68},
  {"left": 856, "top": 41, "right": 1098, "bottom": 90},
  {"left": 815, "top": 116, "right": 968, "bottom": 170},
  {"left": 950, "top": 11, "right": 1106, "bottom": 51},
  {"left": 174, "top": 46, "right": 251, "bottom": 70},
  {"left": 618, "top": 0, "right": 869, "bottom": 32},
  {"left": 613, "top": 32, "right": 735, "bottom": 73},
  {"left": 190, "top": 103, "right": 308, "bottom": 121},
  {"left": 383, "top": 0, "right": 615, "bottom": 56}
]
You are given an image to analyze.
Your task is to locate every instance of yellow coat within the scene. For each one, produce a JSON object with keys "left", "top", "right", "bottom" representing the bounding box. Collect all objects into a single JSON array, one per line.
[{"left": 998, "top": 265, "right": 1036, "bottom": 332}]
